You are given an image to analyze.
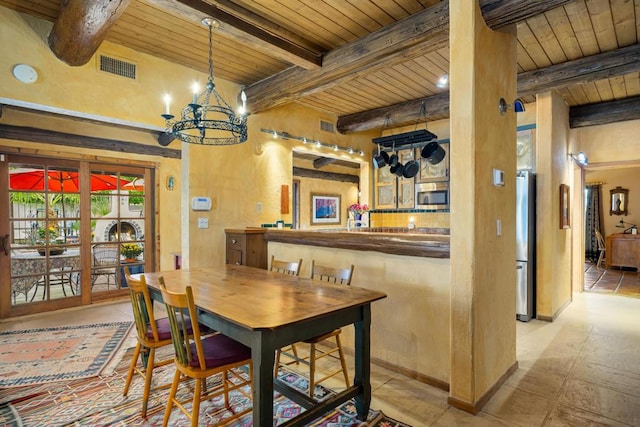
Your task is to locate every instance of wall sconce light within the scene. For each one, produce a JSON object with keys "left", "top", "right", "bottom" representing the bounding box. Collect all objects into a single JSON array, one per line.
[
  {"left": 498, "top": 98, "right": 526, "bottom": 115},
  {"left": 569, "top": 151, "right": 588, "bottom": 166}
]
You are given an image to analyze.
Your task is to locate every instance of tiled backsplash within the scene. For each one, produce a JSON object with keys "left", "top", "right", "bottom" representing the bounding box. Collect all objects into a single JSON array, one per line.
[{"left": 369, "top": 210, "right": 450, "bottom": 229}]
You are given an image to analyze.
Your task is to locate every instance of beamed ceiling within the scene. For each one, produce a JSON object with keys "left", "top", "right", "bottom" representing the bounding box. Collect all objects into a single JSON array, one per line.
[{"left": 2, "top": 0, "right": 640, "bottom": 133}]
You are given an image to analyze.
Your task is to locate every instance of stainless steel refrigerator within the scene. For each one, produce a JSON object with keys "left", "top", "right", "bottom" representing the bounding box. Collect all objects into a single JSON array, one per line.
[{"left": 516, "top": 170, "right": 536, "bottom": 322}]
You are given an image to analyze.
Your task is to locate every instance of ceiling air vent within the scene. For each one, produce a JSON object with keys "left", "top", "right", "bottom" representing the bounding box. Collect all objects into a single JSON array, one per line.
[
  {"left": 99, "top": 55, "right": 136, "bottom": 80},
  {"left": 320, "top": 120, "right": 335, "bottom": 133}
]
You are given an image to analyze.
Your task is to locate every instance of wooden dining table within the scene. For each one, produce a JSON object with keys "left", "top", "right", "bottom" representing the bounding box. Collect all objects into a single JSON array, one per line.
[{"left": 140, "top": 264, "right": 387, "bottom": 426}]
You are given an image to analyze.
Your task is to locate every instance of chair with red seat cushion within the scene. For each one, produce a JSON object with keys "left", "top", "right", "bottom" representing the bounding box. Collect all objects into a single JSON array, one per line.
[
  {"left": 159, "top": 278, "right": 253, "bottom": 427},
  {"left": 122, "top": 268, "right": 194, "bottom": 417}
]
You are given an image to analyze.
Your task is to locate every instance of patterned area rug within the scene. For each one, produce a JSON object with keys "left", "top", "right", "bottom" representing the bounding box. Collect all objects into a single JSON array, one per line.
[
  {"left": 0, "top": 322, "right": 133, "bottom": 388},
  {"left": 0, "top": 346, "right": 411, "bottom": 426}
]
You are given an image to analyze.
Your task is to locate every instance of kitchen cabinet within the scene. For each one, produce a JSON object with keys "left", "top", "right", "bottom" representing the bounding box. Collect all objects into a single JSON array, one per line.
[
  {"left": 225, "top": 229, "right": 268, "bottom": 269},
  {"left": 374, "top": 148, "right": 415, "bottom": 209}
]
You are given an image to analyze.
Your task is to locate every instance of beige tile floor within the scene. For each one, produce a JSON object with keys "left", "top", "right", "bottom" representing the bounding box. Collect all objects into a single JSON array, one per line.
[{"left": 2, "top": 290, "right": 640, "bottom": 426}]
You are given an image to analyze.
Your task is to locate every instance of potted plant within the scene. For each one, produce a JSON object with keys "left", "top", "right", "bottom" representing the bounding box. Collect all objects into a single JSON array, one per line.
[
  {"left": 35, "top": 225, "right": 65, "bottom": 256},
  {"left": 121, "top": 243, "right": 143, "bottom": 262}
]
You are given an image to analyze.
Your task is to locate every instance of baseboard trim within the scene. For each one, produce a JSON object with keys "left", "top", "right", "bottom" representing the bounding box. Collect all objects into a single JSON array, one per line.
[
  {"left": 537, "top": 298, "right": 572, "bottom": 322},
  {"left": 343, "top": 348, "right": 450, "bottom": 391},
  {"left": 371, "top": 355, "right": 450, "bottom": 392},
  {"left": 447, "top": 360, "right": 518, "bottom": 414}
]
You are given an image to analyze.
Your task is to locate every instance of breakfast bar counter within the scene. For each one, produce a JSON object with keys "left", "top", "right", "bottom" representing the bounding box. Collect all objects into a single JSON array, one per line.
[
  {"left": 263, "top": 228, "right": 450, "bottom": 258},
  {"left": 263, "top": 227, "right": 452, "bottom": 389}
]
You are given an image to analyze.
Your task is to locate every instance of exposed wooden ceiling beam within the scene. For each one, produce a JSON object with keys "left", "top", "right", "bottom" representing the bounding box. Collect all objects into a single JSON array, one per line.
[
  {"left": 245, "top": 0, "right": 572, "bottom": 113},
  {"left": 337, "top": 44, "right": 640, "bottom": 133},
  {"left": 313, "top": 156, "right": 337, "bottom": 169},
  {"left": 0, "top": 124, "right": 181, "bottom": 159},
  {"left": 518, "top": 44, "right": 640, "bottom": 97},
  {"left": 570, "top": 96, "right": 640, "bottom": 128},
  {"left": 146, "top": 0, "right": 321, "bottom": 70},
  {"left": 48, "top": 0, "right": 131, "bottom": 66},
  {"left": 293, "top": 167, "right": 359, "bottom": 184}
]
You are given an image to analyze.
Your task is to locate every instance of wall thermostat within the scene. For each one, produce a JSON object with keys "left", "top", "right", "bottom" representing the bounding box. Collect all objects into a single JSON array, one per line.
[{"left": 191, "top": 196, "right": 212, "bottom": 211}]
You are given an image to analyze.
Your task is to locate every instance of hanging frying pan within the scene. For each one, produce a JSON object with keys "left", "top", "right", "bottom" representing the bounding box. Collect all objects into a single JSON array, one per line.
[{"left": 402, "top": 144, "right": 419, "bottom": 178}]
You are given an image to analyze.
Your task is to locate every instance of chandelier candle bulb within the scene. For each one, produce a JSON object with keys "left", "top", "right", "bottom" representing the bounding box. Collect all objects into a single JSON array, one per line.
[
  {"left": 192, "top": 82, "right": 199, "bottom": 104},
  {"left": 163, "top": 94, "right": 171, "bottom": 115}
]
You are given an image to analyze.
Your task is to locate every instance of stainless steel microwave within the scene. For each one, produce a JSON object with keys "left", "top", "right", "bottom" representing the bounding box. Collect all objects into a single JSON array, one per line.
[{"left": 415, "top": 182, "right": 449, "bottom": 209}]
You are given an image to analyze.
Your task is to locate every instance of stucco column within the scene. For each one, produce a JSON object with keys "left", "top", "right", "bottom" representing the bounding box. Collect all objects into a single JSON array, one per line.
[
  {"left": 449, "top": 0, "right": 518, "bottom": 412},
  {"left": 535, "top": 91, "right": 572, "bottom": 320}
]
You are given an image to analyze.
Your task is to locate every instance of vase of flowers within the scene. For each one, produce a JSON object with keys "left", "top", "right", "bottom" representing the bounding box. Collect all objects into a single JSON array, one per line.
[
  {"left": 121, "top": 243, "right": 143, "bottom": 262},
  {"left": 348, "top": 203, "right": 368, "bottom": 226}
]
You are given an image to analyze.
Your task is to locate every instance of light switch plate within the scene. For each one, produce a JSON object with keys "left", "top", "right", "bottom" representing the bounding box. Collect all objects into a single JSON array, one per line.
[
  {"left": 197, "top": 217, "right": 209, "bottom": 229},
  {"left": 493, "top": 168, "right": 505, "bottom": 186}
]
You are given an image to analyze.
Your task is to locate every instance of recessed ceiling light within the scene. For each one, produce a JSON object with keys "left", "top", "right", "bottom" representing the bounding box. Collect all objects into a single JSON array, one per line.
[{"left": 436, "top": 74, "right": 448, "bottom": 89}]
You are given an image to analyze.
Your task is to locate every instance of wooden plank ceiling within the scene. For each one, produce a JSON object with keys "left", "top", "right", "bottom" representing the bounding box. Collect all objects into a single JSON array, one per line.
[{"left": 1, "top": 0, "right": 639, "bottom": 132}]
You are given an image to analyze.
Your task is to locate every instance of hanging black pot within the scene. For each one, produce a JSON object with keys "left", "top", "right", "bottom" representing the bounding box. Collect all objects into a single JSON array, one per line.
[
  {"left": 390, "top": 162, "right": 405, "bottom": 177},
  {"left": 388, "top": 153, "right": 399, "bottom": 167},
  {"left": 403, "top": 160, "right": 419, "bottom": 178},
  {"left": 372, "top": 144, "right": 387, "bottom": 169},
  {"left": 421, "top": 141, "right": 445, "bottom": 165},
  {"left": 381, "top": 151, "right": 390, "bottom": 164}
]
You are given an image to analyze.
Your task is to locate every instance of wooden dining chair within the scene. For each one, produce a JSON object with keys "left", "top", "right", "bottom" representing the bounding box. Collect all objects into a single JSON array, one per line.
[
  {"left": 595, "top": 228, "right": 606, "bottom": 268},
  {"left": 275, "top": 260, "right": 354, "bottom": 398},
  {"left": 159, "top": 278, "right": 253, "bottom": 427},
  {"left": 270, "top": 255, "right": 302, "bottom": 276},
  {"left": 122, "top": 267, "right": 181, "bottom": 417}
]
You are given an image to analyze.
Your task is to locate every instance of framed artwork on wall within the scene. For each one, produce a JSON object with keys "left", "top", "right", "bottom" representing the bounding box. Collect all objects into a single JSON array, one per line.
[
  {"left": 560, "top": 184, "right": 570, "bottom": 229},
  {"left": 311, "top": 193, "right": 341, "bottom": 225}
]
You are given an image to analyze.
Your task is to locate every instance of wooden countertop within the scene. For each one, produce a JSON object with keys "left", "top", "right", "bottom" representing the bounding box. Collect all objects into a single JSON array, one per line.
[{"left": 264, "top": 229, "right": 450, "bottom": 258}]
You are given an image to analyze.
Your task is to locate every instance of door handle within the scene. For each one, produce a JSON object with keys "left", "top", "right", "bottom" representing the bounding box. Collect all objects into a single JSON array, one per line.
[
  {"left": 1, "top": 234, "right": 8, "bottom": 256},
  {"left": 516, "top": 265, "right": 523, "bottom": 270}
]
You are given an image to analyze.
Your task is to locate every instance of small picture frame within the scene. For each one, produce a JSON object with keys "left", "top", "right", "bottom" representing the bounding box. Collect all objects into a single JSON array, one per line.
[
  {"left": 311, "top": 193, "right": 341, "bottom": 225},
  {"left": 560, "top": 184, "right": 570, "bottom": 229}
]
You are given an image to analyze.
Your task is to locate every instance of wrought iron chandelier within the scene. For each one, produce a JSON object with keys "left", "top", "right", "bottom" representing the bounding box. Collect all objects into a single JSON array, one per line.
[{"left": 161, "top": 17, "right": 248, "bottom": 145}]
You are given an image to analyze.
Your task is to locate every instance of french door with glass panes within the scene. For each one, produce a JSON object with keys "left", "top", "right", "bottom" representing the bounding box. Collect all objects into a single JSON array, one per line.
[{"left": 0, "top": 154, "right": 153, "bottom": 319}]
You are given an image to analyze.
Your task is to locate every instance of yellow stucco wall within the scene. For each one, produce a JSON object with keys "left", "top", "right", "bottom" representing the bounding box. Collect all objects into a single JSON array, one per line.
[
  {"left": 185, "top": 103, "right": 375, "bottom": 267},
  {"left": 535, "top": 91, "right": 573, "bottom": 319},
  {"left": 448, "top": 0, "right": 517, "bottom": 406},
  {"left": 269, "top": 241, "right": 452, "bottom": 384},
  {"left": 575, "top": 119, "right": 640, "bottom": 164},
  {"left": 585, "top": 167, "right": 640, "bottom": 236}
]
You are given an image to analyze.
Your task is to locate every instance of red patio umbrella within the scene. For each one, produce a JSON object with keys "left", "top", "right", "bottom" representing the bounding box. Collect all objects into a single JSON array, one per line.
[
  {"left": 9, "top": 168, "right": 130, "bottom": 192},
  {"left": 122, "top": 178, "right": 144, "bottom": 191},
  {"left": 9, "top": 168, "right": 131, "bottom": 243}
]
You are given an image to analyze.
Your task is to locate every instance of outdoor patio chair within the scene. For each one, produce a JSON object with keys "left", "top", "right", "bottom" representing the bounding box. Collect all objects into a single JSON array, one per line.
[
  {"left": 159, "top": 278, "right": 253, "bottom": 427},
  {"left": 92, "top": 244, "right": 119, "bottom": 289},
  {"left": 11, "top": 276, "right": 41, "bottom": 304}
]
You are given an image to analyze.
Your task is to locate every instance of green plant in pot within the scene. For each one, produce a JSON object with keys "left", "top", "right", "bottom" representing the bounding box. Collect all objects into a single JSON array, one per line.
[{"left": 121, "top": 243, "right": 143, "bottom": 261}]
